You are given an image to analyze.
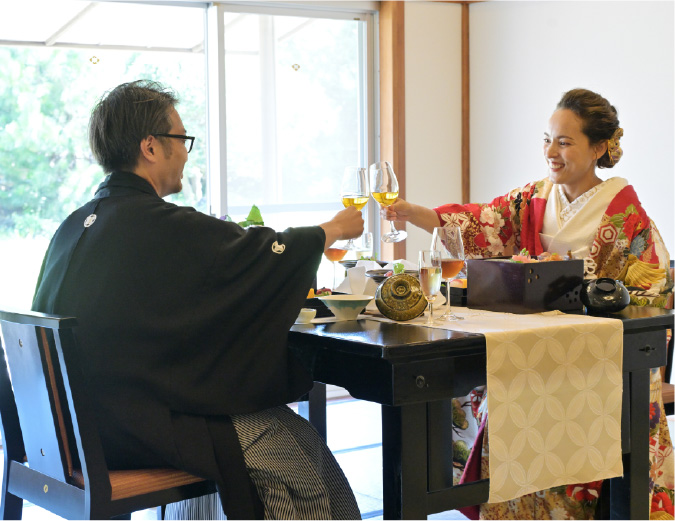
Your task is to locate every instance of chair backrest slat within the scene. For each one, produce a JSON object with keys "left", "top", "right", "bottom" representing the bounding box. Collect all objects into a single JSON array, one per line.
[
  {"left": 0, "top": 319, "right": 71, "bottom": 481},
  {"left": 38, "top": 326, "right": 75, "bottom": 477}
]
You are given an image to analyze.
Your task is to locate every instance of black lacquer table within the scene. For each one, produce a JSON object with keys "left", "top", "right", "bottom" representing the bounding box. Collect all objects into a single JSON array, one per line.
[{"left": 289, "top": 306, "right": 673, "bottom": 520}]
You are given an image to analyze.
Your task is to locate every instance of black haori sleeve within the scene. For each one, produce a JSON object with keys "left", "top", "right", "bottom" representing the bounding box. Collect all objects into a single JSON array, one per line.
[{"left": 164, "top": 220, "right": 326, "bottom": 415}]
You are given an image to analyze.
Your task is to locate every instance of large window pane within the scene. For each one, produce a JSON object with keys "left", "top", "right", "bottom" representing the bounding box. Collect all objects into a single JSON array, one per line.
[
  {"left": 223, "top": 11, "right": 369, "bottom": 288},
  {"left": 0, "top": 1, "right": 374, "bottom": 306},
  {"left": 0, "top": 6, "right": 206, "bottom": 309}
]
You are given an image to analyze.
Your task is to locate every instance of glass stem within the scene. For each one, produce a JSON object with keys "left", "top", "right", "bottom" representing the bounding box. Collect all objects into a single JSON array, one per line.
[
  {"left": 389, "top": 220, "right": 398, "bottom": 233},
  {"left": 333, "top": 262, "right": 338, "bottom": 291},
  {"left": 446, "top": 279, "right": 451, "bottom": 315}
]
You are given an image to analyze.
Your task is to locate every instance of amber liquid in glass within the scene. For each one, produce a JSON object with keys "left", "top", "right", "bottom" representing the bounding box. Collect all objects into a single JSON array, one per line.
[
  {"left": 441, "top": 259, "right": 464, "bottom": 279},
  {"left": 325, "top": 248, "right": 348, "bottom": 262}
]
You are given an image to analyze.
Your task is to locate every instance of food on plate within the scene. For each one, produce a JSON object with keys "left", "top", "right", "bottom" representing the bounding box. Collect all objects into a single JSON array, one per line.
[
  {"left": 222, "top": 204, "right": 264, "bottom": 228},
  {"left": 449, "top": 278, "right": 467, "bottom": 288},
  {"left": 511, "top": 248, "right": 574, "bottom": 263},
  {"left": 315, "top": 287, "right": 332, "bottom": 297},
  {"left": 511, "top": 249, "right": 538, "bottom": 263},
  {"left": 537, "top": 252, "right": 564, "bottom": 262}
]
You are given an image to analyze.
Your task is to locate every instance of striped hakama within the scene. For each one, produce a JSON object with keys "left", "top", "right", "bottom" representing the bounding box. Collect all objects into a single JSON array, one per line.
[{"left": 164, "top": 406, "right": 361, "bottom": 520}]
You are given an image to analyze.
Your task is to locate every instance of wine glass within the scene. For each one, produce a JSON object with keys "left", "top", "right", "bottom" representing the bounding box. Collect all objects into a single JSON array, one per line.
[
  {"left": 431, "top": 226, "right": 465, "bottom": 321},
  {"left": 353, "top": 232, "right": 373, "bottom": 260},
  {"left": 369, "top": 161, "right": 407, "bottom": 243},
  {"left": 418, "top": 250, "right": 442, "bottom": 326},
  {"left": 340, "top": 167, "right": 370, "bottom": 250},
  {"left": 324, "top": 241, "right": 349, "bottom": 291}
]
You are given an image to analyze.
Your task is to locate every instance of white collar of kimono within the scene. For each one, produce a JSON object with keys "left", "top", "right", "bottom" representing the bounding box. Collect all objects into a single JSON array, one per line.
[{"left": 540, "top": 176, "right": 628, "bottom": 258}]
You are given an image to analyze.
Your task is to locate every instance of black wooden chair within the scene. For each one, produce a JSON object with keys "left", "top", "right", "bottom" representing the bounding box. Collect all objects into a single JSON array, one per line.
[{"left": 0, "top": 309, "right": 217, "bottom": 519}]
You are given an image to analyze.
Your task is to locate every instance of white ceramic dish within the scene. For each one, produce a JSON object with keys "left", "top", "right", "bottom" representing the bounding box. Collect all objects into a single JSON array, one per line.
[
  {"left": 318, "top": 294, "right": 374, "bottom": 321},
  {"left": 295, "top": 308, "right": 317, "bottom": 324}
]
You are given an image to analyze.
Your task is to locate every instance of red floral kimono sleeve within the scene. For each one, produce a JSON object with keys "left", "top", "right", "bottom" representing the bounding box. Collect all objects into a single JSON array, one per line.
[
  {"left": 591, "top": 185, "right": 673, "bottom": 307},
  {"left": 433, "top": 180, "right": 550, "bottom": 259}
]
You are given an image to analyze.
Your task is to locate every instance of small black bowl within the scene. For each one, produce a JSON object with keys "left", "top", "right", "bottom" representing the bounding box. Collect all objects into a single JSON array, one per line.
[
  {"left": 338, "top": 260, "right": 359, "bottom": 270},
  {"left": 581, "top": 278, "right": 630, "bottom": 313},
  {"left": 366, "top": 269, "right": 418, "bottom": 285}
]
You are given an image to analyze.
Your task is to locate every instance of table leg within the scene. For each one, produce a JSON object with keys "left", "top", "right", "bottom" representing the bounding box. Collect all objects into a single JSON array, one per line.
[
  {"left": 610, "top": 369, "right": 650, "bottom": 520},
  {"left": 382, "top": 403, "right": 428, "bottom": 519},
  {"left": 298, "top": 382, "right": 327, "bottom": 440}
]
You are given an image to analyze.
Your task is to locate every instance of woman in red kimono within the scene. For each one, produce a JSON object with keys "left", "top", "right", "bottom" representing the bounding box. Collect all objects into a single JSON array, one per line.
[{"left": 386, "top": 88, "right": 673, "bottom": 520}]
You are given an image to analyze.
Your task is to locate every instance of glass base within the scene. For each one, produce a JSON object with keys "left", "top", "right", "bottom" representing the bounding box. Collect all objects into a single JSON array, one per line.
[
  {"left": 438, "top": 296, "right": 463, "bottom": 320},
  {"left": 381, "top": 230, "right": 407, "bottom": 243},
  {"left": 437, "top": 312, "right": 464, "bottom": 321}
]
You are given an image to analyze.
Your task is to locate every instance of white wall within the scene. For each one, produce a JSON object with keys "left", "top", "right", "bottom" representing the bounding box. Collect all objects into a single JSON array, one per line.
[
  {"left": 404, "top": 1, "right": 463, "bottom": 260},
  {"left": 470, "top": 1, "right": 674, "bottom": 254}
]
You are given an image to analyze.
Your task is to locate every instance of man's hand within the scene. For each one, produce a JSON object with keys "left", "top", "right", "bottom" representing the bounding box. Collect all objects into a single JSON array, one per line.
[{"left": 319, "top": 206, "right": 364, "bottom": 248}]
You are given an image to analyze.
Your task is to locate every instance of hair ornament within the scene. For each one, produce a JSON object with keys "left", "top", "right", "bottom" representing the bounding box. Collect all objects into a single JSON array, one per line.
[{"left": 607, "top": 127, "right": 623, "bottom": 165}]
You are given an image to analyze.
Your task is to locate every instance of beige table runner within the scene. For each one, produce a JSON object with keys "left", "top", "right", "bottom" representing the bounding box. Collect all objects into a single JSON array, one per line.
[{"left": 363, "top": 306, "right": 624, "bottom": 503}]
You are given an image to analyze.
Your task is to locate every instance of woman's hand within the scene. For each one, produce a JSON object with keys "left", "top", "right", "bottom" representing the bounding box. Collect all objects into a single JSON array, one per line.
[
  {"left": 383, "top": 199, "right": 415, "bottom": 222},
  {"left": 383, "top": 199, "right": 440, "bottom": 234}
]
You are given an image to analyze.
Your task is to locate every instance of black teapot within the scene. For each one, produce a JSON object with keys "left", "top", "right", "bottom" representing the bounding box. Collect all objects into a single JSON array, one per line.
[{"left": 581, "top": 278, "right": 630, "bottom": 313}]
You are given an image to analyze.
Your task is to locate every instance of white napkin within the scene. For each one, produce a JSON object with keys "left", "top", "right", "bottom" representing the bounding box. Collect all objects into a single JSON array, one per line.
[
  {"left": 335, "top": 266, "right": 379, "bottom": 296},
  {"left": 355, "top": 260, "right": 382, "bottom": 272},
  {"left": 348, "top": 266, "right": 368, "bottom": 294}
]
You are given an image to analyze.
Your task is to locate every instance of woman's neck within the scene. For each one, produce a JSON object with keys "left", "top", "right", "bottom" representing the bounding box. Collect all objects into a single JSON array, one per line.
[{"left": 561, "top": 175, "right": 603, "bottom": 203}]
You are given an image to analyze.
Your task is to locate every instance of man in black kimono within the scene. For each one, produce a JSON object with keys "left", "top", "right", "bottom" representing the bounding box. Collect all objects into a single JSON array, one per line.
[{"left": 32, "top": 80, "right": 363, "bottom": 520}]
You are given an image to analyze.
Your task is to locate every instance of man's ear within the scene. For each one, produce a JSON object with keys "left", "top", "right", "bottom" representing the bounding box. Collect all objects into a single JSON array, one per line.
[{"left": 139, "top": 135, "right": 159, "bottom": 163}]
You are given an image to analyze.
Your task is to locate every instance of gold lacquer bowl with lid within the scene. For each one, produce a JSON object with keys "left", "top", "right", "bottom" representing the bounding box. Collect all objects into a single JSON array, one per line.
[{"left": 375, "top": 273, "right": 427, "bottom": 321}]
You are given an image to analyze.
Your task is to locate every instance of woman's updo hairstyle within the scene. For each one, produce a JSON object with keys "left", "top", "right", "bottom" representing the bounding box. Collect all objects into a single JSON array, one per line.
[{"left": 556, "top": 88, "right": 623, "bottom": 168}]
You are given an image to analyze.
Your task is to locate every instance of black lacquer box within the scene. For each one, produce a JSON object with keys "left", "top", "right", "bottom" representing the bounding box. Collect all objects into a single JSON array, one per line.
[
  {"left": 440, "top": 285, "right": 468, "bottom": 307},
  {"left": 466, "top": 258, "right": 584, "bottom": 314}
]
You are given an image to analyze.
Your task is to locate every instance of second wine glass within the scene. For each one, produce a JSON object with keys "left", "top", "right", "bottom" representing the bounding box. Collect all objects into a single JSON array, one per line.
[
  {"left": 369, "top": 161, "right": 407, "bottom": 243},
  {"left": 340, "top": 167, "right": 369, "bottom": 250},
  {"left": 324, "top": 242, "right": 349, "bottom": 291},
  {"left": 418, "top": 250, "right": 442, "bottom": 326},
  {"left": 431, "top": 226, "right": 465, "bottom": 321}
]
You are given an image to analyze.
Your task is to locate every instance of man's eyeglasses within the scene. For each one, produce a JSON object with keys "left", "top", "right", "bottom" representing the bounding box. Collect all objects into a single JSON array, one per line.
[{"left": 151, "top": 133, "right": 195, "bottom": 153}]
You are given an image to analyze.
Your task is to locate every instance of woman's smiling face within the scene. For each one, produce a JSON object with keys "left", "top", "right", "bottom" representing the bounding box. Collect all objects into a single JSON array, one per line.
[{"left": 543, "top": 109, "right": 607, "bottom": 201}]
